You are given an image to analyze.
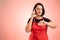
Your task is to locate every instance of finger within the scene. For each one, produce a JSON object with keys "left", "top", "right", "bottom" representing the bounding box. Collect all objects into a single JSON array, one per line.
[{"left": 33, "top": 10, "right": 35, "bottom": 14}]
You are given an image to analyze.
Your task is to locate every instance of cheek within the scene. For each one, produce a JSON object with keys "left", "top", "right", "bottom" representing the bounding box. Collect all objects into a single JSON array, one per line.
[
  {"left": 35, "top": 9, "right": 42, "bottom": 13},
  {"left": 40, "top": 10, "right": 42, "bottom": 13},
  {"left": 36, "top": 10, "right": 40, "bottom": 12},
  {"left": 36, "top": 10, "right": 39, "bottom": 12}
]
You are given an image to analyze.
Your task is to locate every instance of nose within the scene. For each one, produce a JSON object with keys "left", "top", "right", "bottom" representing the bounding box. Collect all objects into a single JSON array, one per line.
[{"left": 39, "top": 10, "right": 41, "bottom": 12}]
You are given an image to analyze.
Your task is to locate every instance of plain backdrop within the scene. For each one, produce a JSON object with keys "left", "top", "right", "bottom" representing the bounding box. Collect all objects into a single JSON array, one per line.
[{"left": 0, "top": 0, "right": 60, "bottom": 40}]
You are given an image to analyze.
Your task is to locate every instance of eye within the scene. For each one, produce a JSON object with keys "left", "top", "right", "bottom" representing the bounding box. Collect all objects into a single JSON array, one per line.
[
  {"left": 37, "top": 8, "right": 40, "bottom": 10},
  {"left": 37, "top": 8, "right": 42, "bottom": 10},
  {"left": 41, "top": 9, "right": 43, "bottom": 10}
]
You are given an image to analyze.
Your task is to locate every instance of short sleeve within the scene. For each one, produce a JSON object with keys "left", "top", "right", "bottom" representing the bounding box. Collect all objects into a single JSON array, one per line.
[
  {"left": 27, "top": 18, "right": 31, "bottom": 23},
  {"left": 44, "top": 17, "right": 51, "bottom": 22},
  {"left": 27, "top": 17, "right": 35, "bottom": 23}
]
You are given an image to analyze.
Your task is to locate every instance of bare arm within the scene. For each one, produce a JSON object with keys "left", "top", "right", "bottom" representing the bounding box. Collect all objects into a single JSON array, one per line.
[
  {"left": 25, "top": 10, "right": 36, "bottom": 33},
  {"left": 38, "top": 19, "right": 57, "bottom": 28},
  {"left": 25, "top": 17, "right": 33, "bottom": 33},
  {"left": 44, "top": 21, "right": 57, "bottom": 28}
]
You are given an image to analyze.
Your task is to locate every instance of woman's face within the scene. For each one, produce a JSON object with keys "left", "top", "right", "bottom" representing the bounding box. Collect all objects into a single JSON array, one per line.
[{"left": 35, "top": 5, "right": 42, "bottom": 16}]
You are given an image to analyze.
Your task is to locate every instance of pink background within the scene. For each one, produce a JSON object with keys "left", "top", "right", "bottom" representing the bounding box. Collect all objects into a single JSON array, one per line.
[{"left": 0, "top": 0, "right": 60, "bottom": 40}]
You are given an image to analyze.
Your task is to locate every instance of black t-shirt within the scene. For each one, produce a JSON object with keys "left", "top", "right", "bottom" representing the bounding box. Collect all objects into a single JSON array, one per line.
[{"left": 27, "top": 17, "right": 51, "bottom": 23}]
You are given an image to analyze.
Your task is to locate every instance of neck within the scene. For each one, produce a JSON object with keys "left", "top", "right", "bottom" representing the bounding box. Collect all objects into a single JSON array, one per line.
[
  {"left": 35, "top": 15, "right": 43, "bottom": 19},
  {"left": 36, "top": 15, "right": 41, "bottom": 17}
]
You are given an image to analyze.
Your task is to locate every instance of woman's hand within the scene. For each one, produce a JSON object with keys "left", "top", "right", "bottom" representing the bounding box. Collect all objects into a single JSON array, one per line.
[
  {"left": 38, "top": 20, "right": 45, "bottom": 26},
  {"left": 31, "top": 10, "right": 36, "bottom": 18},
  {"left": 38, "top": 20, "right": 56, "bottom": 28}
]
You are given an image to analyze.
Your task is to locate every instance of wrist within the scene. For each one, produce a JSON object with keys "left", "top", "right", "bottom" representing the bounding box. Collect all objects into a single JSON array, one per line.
[{"left": 44, "top": 21, "right": 48, "bottom": 25}]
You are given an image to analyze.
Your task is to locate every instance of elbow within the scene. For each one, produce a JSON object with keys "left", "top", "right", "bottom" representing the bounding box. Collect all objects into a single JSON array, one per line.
[
  {"left": 48, "top": 21, "right": 57, "bottom": 28},
  {"left": 52, "top": 26, "right": 56, "bottom": 28},
  {"left": 26, "top": 30, "right": 31, "bottom": 33},
  {"left": 25, "top": 24, "right": 32, "bottom": 33},
  {"left": 50, "top": 25, "right": 57, "bottom": 28},
  {"left": 48, "top": 22, "right": 57, "bottom": 28},
  {"left": 52, "top": 23, "right": 57, "bottom": 28},
  {"left": 25, "top": 28, "right": 31, "bottom": 33}
]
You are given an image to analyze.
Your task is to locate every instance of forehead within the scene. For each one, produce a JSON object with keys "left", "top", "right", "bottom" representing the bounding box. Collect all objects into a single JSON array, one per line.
[{"left": 36, "top": 5, "right": 42, "bottom": 9}]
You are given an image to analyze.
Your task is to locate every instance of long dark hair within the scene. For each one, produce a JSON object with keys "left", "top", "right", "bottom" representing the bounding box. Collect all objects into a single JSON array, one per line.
[{"left": 33, "top": 3, "right": 45, "bottom": 16}]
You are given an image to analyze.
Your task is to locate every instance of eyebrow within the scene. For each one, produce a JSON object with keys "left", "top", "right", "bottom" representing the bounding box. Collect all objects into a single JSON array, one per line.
[{"left": 37, "top": 7, "right": 42, "bottom": 10}]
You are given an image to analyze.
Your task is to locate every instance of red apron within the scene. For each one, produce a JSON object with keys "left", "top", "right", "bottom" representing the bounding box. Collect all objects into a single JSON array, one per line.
[{"left": 29, "top": 19, "right": 48, "bottom": 40}]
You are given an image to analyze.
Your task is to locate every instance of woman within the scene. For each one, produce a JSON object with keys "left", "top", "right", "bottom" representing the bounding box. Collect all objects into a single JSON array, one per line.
[{"left": 25, "top": 3, "right": 56, "bottom": 40}]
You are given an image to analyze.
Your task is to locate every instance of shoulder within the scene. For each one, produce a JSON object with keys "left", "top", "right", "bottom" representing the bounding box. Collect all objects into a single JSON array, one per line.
[
  {"left": 27, "top": 18, "right": 31, "bottom": 23},
  {"left": 27, "top": 17, "right": 35, "bottom": 23},
  {"left": 43, "top": 17, "right": 51, "bottom": 22}
]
